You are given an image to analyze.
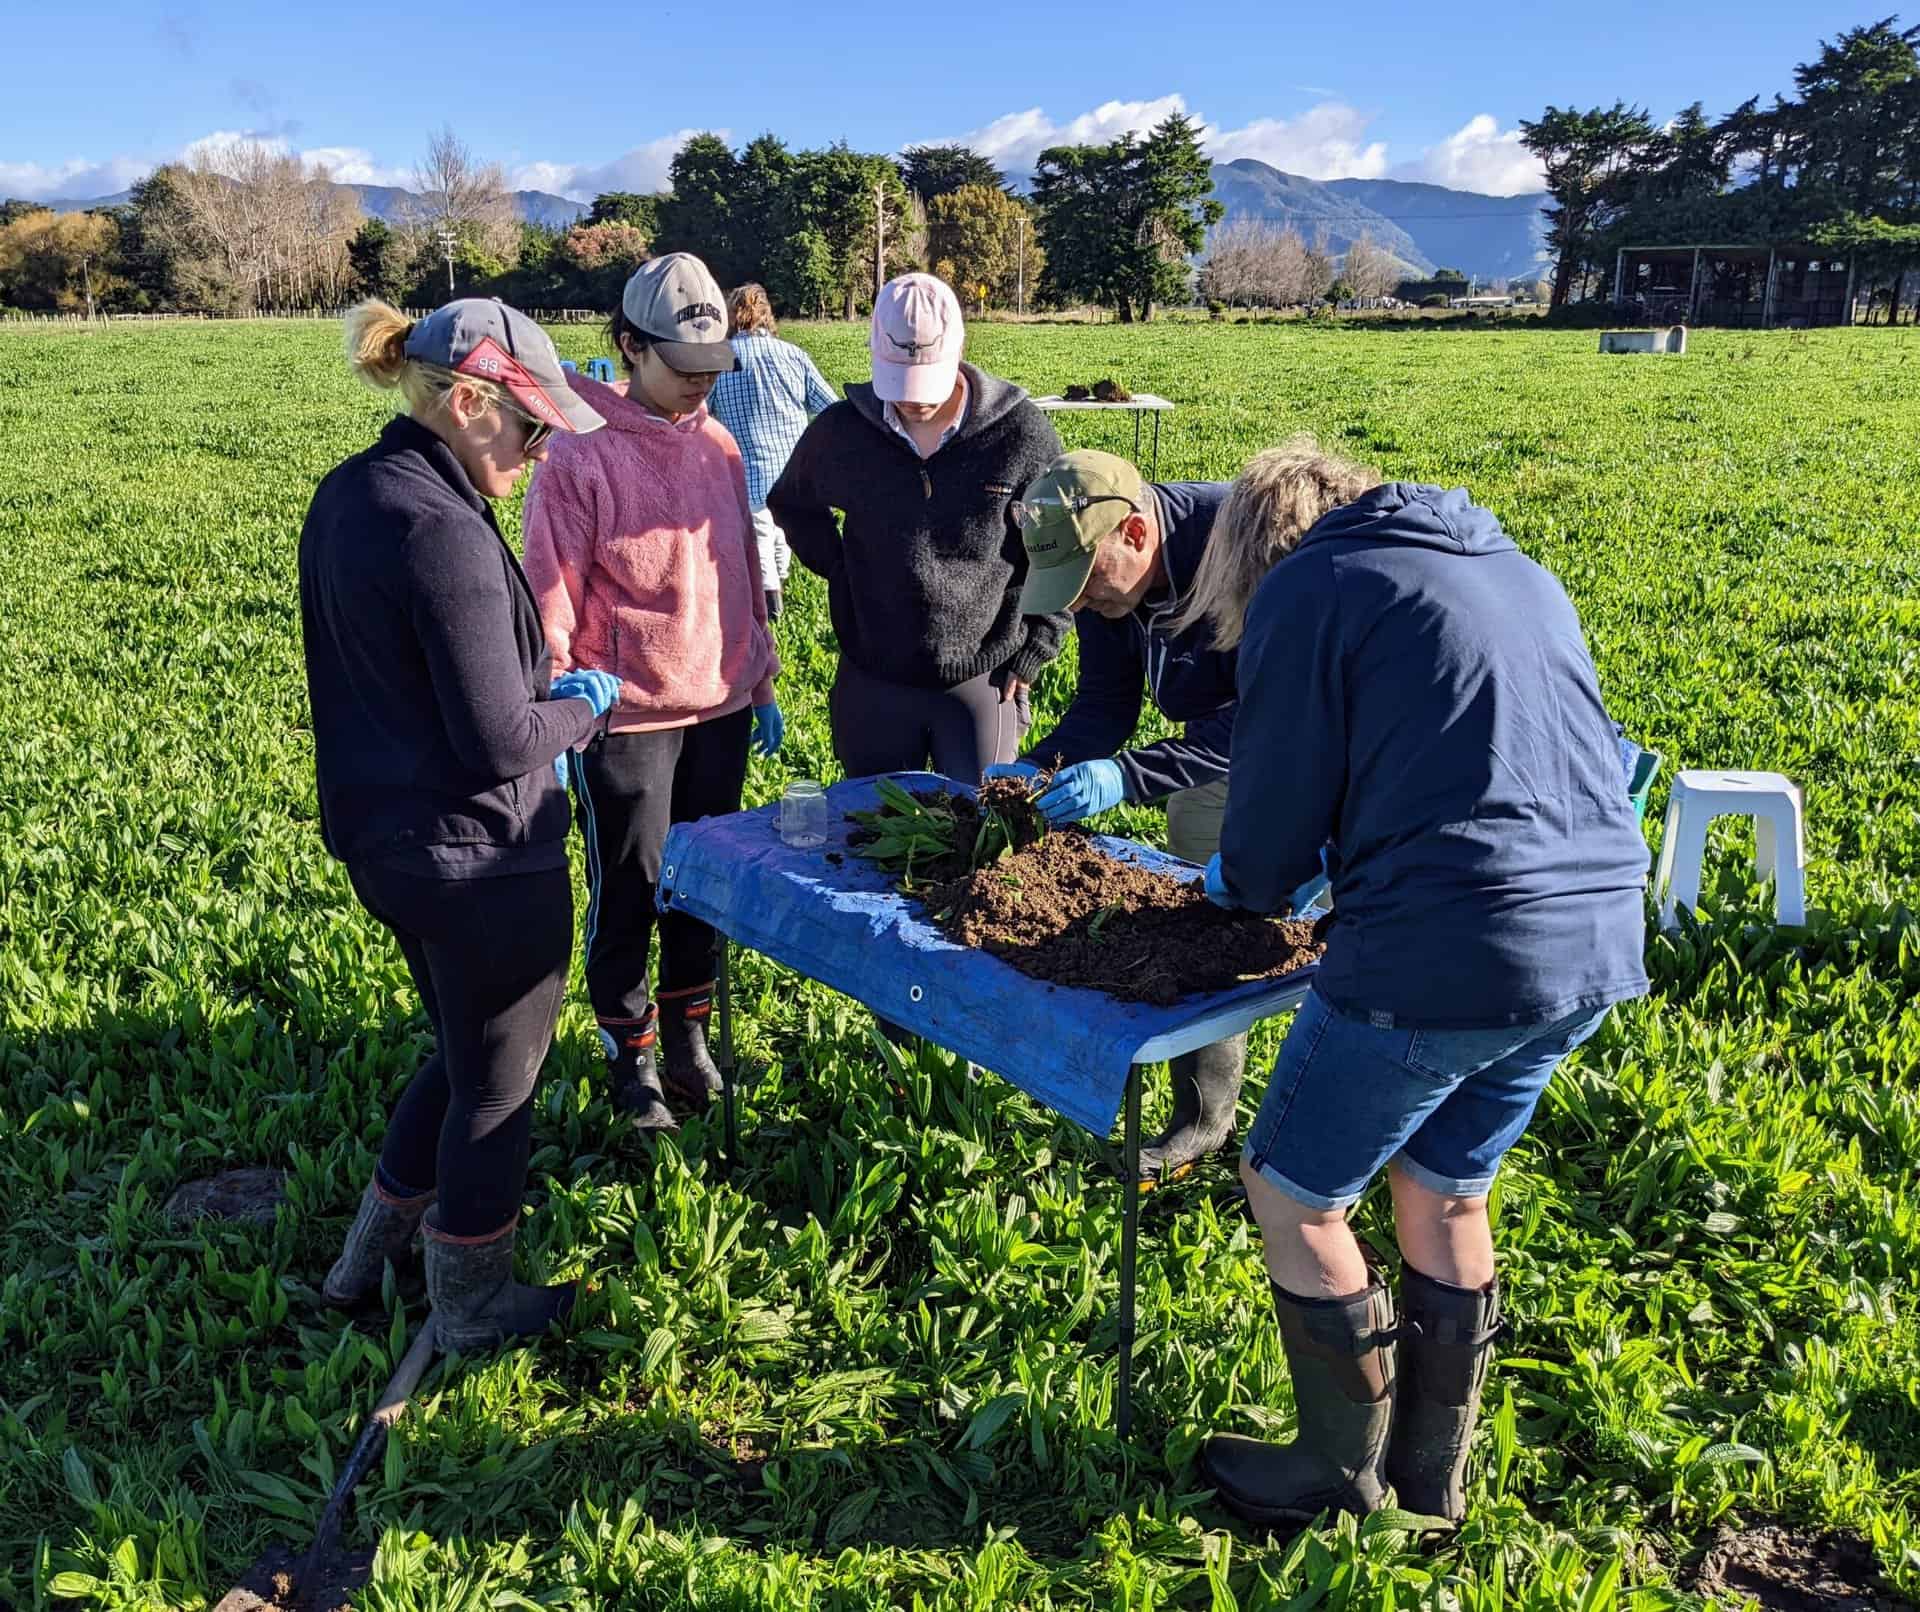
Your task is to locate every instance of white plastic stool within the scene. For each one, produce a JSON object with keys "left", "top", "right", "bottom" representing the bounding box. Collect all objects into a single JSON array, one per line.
[{"left": 1654, "top": 770, "right": 1806, "bottom": 930}]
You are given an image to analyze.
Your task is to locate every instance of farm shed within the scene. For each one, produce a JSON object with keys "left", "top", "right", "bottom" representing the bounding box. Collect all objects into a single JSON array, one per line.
[{"left": 1611, "top": 244, "right": 1856, "bottom": 328}]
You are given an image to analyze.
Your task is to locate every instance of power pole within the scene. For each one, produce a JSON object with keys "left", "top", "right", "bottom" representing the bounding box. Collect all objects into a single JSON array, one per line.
[
  {"left": 80, "top": 253, "right": 95, "bottom": 321},
  {"left": 1016, "top": 215, "right": 1026, "bottom": 316},
  {"left": 872, "top": 183, "right": 887, "bottom": 307},
  {"left": 436, "top": 226, "right": 458, "bottom": 297}
]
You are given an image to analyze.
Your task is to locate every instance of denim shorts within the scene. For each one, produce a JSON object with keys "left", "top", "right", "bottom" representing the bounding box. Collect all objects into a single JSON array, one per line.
[{"left": 1242, "top": 989, "right": 1612, "bottom": 1211}]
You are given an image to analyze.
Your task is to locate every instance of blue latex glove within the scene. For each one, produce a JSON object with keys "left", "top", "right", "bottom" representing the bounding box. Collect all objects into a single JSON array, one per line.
[
  {"left": 553, "top": 751, "right": 571, "bottom": 790},
  {"left": 984, "top": 761, "right": 1043, "bottom": 784},
  {"left": 551, "top": 668, "right": 621, "bottom": 717},
  {"left": 1034, "top": 759, "right": 1127, "bottom": 825},
  {"left": 1203, "top": 853, "right": 1236, "bottom": 909},
  {"left": 752, "top": 701, "right": 785, "bottom": 757}
]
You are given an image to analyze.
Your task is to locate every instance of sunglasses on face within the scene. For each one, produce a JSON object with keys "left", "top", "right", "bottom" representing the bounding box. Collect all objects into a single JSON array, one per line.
[
  {"left": 508, "top": 406, "right": 554, "bottom": 456},
  {"left": 1009, "top": 492, "right": 1137, "bottom": 531}
]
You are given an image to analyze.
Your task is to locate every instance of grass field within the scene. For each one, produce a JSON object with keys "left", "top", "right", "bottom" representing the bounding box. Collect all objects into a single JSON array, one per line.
[{"left": 4, "top": 316, "right": 1920, "bottom": 1610}]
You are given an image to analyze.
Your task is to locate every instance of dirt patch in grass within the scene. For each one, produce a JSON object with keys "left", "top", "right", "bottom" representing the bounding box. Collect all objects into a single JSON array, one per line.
[
  {"left": 1687, "top": 1523, "right": 1908, "bottom": 1612},
  {"left": 854, "top": 786, "right": 1325, "bottom": 1005},
  {"left": 165, "top": 1167, "right": 286, "bottom": 1225}
]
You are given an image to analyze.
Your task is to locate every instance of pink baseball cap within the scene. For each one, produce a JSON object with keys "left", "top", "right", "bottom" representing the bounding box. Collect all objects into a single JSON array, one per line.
[{"left": 870, "top": 273, "right": 964, "bottom": 405}]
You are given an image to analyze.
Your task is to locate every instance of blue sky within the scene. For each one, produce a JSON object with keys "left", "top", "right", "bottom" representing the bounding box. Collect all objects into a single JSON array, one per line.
[{"left": 2, "top": 0, "right": 1857, "bottom": 202}]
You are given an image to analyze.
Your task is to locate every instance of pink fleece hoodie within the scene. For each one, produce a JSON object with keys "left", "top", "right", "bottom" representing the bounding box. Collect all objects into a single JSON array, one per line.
[{"left": 523, "top": 373, "right": 778, "bottom": 733}]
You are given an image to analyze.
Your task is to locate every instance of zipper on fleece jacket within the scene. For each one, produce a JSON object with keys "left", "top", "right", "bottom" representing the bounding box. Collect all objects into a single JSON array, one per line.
[{"left": 920, "top": 467, "right": 932, "bottom": 499}]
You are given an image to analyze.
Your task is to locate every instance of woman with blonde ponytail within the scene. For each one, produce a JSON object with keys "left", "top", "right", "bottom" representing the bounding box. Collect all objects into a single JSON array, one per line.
[{"left": 300, "top": 298, "right": 615, "bottom": 1355}]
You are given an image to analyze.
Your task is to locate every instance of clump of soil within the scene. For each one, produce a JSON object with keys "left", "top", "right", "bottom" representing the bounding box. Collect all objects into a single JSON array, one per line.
[
  {"left": 1686, "top": 1524, "right": 1907, "bottom": 1612},
  {"left": 164, "top": 1167, "right": 287, "bottom": 1225},
  {"left": 851, "top": 787, "right": 1325, "bottom": 1005},
  {"left": 1060, "top": 379, "right": 1134, "bottom": 402}
]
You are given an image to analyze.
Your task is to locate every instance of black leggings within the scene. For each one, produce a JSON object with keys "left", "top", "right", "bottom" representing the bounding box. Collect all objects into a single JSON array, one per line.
[
  {"left": 348, "top": 862, "right": 572, "bottom": 1238},
  {"left": 573, "top": 709, "right": 753, "bottom": 1029},
  {"left": 829, "top": 659, "right": 1028, "bottom": 782}
]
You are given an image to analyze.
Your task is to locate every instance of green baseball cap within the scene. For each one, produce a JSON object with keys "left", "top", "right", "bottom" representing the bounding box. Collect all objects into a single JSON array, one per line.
[{"left": 1014, "top": 450, "right": 1146, "bottom": 615}]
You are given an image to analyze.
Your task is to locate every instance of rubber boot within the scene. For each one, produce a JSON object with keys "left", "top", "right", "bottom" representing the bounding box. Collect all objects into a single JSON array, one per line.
[
  {"left": 659, "top": 986, "right": 724, "bottom": 1106},
  {"left": 1386, "top": 1267, "right": 1501, "bottom": 1526},
  {"left": 1137, "top": 1034, "right": 1247, "bottom": 1181},
  {"left": 602, "top": 1012, "right": 677, "bottom": 1132},
  {"left": 1201, "top": 1278, "right": 1397, "bottom": 1526},
  {"left": 323, "top": 1177, "right": 434, "bottom": 1308},
  {"left": 423, "top": 1210, "right": 575, "bottom": 1353}
]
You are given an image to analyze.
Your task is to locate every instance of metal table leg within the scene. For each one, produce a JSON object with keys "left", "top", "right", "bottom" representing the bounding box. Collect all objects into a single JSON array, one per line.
[
  {"left": 717, "top": 944, "right": 738, "bottom": 1165},
  {"left": 1150, "top": 413, "right": 1163, "bottom": 480},
  {"left": 1132, "top": 408, "right": 1143, "bottom": 466},
  {"left": 1117, "top": 1062, "right": 1142, "bottom": 1438}
]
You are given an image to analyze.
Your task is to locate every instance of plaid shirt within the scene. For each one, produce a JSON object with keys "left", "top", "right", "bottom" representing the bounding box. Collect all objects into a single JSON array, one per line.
[{"left": 708, "top": 332, "right": 838, "bottom": 511}]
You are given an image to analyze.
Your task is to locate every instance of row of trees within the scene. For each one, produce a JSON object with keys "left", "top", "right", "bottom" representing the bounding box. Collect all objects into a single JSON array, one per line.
[
  {"left": 9, "top": 112, "right": 1378, "bottom": 322},
  {"left": 1196, "top": 221, "right": 1407, "bottom": 309},
  {"left": 1520, "top": 17, "right": 1920, "bottom": 310}
]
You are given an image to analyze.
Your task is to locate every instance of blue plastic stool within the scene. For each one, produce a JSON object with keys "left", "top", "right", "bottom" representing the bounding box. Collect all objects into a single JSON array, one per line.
[{"left": 584, "top": 357, "right": 615, "bottom": 383}]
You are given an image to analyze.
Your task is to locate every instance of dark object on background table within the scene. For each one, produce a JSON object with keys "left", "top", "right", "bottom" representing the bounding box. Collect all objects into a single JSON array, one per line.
[
  {"left": 1092, "top": 379, "right": 1132, "bottom": 402},
  {"left": 1063, "top": 383, "right": 1092, "bottom": 400}
]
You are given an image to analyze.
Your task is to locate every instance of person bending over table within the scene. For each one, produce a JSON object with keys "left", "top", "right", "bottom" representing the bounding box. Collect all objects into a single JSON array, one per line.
[
  {"left": 301, "top": 298, "right": 615, "bottom": 1352},
  {"left": 986, "top": 448, "right": 1265, "bottom": 1182},
  {"left": 1186, "top": 438, "right": 1649, "bottom": 1529},
  {"left": 524, "top": 254, "right": 784, "bottom": 1134},
  {"left": 767, "top": 272, "right": 1066, "bottom": 781}
]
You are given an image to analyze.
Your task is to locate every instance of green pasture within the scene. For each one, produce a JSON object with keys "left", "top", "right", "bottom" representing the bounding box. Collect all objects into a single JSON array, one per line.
[{"left": 3, "top": 317, "right": 1920, "bottom": 1608}]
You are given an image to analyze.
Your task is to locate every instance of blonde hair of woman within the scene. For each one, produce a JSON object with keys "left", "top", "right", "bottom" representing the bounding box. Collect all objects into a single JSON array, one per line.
[{"left": 1177, "top": 436, "right": 1379, "bottom": 648}]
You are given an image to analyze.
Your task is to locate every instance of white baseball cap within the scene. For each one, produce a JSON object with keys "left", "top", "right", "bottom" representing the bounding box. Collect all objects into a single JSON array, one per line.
[{"left": 870, "top": 273, "right": 964, "bottom": 405}]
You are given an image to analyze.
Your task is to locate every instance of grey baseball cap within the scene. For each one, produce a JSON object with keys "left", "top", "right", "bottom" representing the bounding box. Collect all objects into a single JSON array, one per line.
[
  {"left": 404, "top": 298, "right": 604, "bottom": 435},
  {"left": 621, "top": 253, "right": 738, "bottom": 373}
]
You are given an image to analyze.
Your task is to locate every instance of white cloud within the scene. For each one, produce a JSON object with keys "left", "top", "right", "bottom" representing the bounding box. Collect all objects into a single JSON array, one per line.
[
  {"left": 1206, "top": 104, "right": 1388, "bottom": 180},
  {"left": 0, "top": 155, "right": 151, "bottom": 201},
  {"left": 292, "top": 146, "right": 413, "bottom": 187},
  {"left": 511, "top": 130, "right": 720, "bottom": 201},
  {"left": 1395, "top": 114, "right": 1543, "bottom": 196},
  {"left": 944, "top": 94, "right": 1387, "bottom": 184},
  {"left": 955, "top": 95, "right": 1190, "bottom": 178}
]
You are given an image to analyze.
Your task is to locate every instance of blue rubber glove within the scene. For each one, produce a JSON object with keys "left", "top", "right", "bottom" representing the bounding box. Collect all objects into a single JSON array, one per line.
[
  {"left": 553, "top": 751, "right": 571, "bottom": 790},
  {"left": 1203, "top": 853, "right": 1236, "bottom": 909},
  {"left": 752, "top": 701, "right": 785, "bottom": 757},
  {"left": 551, "top": 668, "right": 621, "bottom": 717},
  {"left": 984, "top": 761, "right": 1043, "bottom": 784},
  {"left": 1034, "top": 759, "right": 1127, "bottom": 825}
]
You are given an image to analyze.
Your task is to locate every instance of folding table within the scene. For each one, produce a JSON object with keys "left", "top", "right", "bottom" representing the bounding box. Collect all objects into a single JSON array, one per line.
[
  {"left": 1031, "top": 394, "right": 1176, "bottom": 479},
  {"left": 658, "top": 774, "right": 1316, "bottom": 1436}
]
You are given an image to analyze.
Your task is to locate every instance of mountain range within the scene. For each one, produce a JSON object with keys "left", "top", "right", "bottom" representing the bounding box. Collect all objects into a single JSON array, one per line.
[
  {"left": 38, "top": 163, "right": 1548, "bottom": 284},
  {"left": 1209, "top": 161, "right": 1550, "bottom": 282}
]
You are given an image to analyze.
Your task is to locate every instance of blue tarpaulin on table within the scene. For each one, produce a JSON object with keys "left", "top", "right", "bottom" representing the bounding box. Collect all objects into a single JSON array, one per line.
[{"left": 657, "top": 773, "right": 1316, "bottom": 1137}]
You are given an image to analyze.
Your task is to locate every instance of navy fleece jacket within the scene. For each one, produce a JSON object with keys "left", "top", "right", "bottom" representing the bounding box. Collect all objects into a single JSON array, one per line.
[
  {"left": 1025, "top": 482, "right": 1237, "bottom": 802},
  {"left": 300, "top": 415, "right": 596, "bottom": 875},
  {"left": 1219, "top": 482, "right": 1650, "bottom": 1028}
]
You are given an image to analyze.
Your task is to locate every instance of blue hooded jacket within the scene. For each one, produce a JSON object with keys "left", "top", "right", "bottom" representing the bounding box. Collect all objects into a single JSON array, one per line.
[
  {"left": 1026, "top": 482, "right": 1237, "bottom": 801},
  {"left": 1218, "top": 482, "right": 1650, "bottom": 1029}
]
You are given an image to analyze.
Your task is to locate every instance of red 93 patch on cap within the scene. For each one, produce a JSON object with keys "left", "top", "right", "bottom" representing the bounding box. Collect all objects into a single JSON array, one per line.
[{"left": 455, "top": 336, "right": 567, "bottom": 428}]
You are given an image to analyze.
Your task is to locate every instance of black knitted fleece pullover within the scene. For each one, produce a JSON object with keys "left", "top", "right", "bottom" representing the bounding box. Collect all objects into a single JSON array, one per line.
[{"left": 767, "top": 363, "right": 1068, "bottom": 690}]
